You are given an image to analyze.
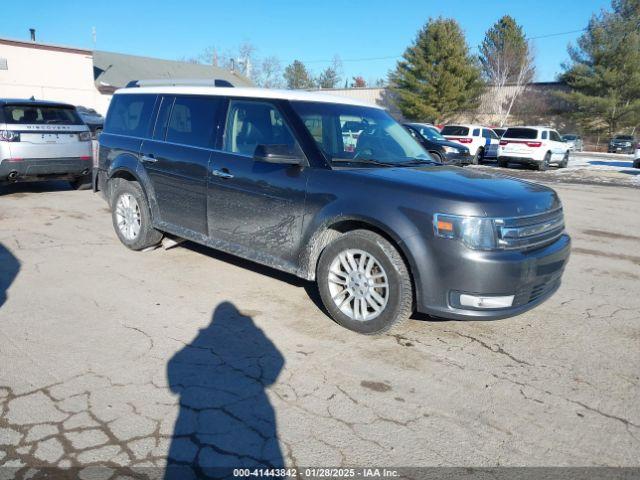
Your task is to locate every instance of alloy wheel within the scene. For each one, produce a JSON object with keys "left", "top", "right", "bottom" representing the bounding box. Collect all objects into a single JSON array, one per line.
[
  {"left": 327, "top": 249, "right": 389, "bottom": 321},
  {"left": 115, "top": 193, "right": 141, "bottom": 240}
]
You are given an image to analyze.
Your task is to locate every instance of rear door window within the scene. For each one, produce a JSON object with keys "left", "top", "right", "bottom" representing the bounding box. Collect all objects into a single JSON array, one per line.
[
  {"left": 441, "top": 126, "right": 469, "bottom": 136},
  {"left": 505, "top": 128, "right": 539, "bottom": 140},
  {"left": 105, "top": 94, "right": 157, "bottom": 138},
  {"left": 2, "top": 104, "right": 83, "bottom": 125},
  {"left": 223, "top": 100, "right": 300, "bottom": 156},
  {"left": 165, "top": 95, "right": 223, "bottom": 148}
]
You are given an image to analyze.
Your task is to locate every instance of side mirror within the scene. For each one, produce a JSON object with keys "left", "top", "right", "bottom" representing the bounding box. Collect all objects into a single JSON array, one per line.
[{"left": 253, "top": 144, "right": 305, "bottom": 165}]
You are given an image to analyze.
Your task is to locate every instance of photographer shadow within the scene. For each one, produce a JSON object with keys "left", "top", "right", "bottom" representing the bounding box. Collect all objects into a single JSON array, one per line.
[{"left": 165, "top": 302, "right": 285, "bottom": 479}]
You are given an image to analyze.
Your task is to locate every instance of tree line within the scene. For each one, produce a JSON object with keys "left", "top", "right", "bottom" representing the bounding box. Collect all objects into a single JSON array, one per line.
[
  {"left": 390, "top": 0, "right": 639, "bottom": 136},
  {"left": 183, "top": 0, "right": 639, "bottom": 136},
  {"left": 182, "top": 47, "right": 380, "bottom": 90}
]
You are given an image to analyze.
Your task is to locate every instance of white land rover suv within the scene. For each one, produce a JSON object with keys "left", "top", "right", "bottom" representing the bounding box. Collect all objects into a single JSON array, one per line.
[{"left": 498, "top": 126, "right": 570, "bottom": 171}]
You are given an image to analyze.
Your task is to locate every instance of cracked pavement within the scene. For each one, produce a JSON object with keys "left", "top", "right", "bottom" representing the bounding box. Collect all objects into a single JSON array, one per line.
[{"left": 0, "top": 180, "right": 639, "bottom": 476}]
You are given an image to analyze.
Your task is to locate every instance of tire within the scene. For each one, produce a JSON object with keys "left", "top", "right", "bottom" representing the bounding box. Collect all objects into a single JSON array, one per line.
[
  {"left": 316, "top": 230, "right": 413, "bottom": 335},
  {"left": 559, "top": 151, "right": 569, "bottom": 168},
  {"left": 497, "top": 158, "right": 509, "bottom": 168},
  {"left": 69, "top": 174, "right": 92, "bottom": 190},
  {"left": 633, "top": 159, "right": 640, "bottom": 169},
  {"left": 429, "top": 151, "right": 444, "bottom": 163},
  {"left": 537, "top": 152, "right": 551, "bottom": 171},
  {"left": 472, "top": 147, "right": 483, "bottom": 165},
  {"left": 110, "top": 180, "right": 163, "bottom": 251}
]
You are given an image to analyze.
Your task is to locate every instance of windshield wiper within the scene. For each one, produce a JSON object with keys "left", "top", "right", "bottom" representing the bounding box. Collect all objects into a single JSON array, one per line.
[{"left": 331, "top": 158, "right": 399, "bottom": 167}]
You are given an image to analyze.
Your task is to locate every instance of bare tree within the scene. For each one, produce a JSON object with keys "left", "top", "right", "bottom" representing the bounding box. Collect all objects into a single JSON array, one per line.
[
  {"left": 479, "top": 16, "right": 535, "bottom": 126},
  {"left": 259, "top": 56, "right": 284, "bottom": 88}
]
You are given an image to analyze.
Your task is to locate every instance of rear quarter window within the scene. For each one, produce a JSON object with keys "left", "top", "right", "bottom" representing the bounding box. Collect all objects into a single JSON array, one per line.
[
  {"left": 441, "top": 126, "right": 469, "bottom": 136},
  {"left": 164, "top": 95, "right": 224, "bottom": 148},
  {"left": 105, "top": 94, "right": 157, "bottom": 137},
  {"left": 504, "top": 128, "right": 539, "bottom": 140}
]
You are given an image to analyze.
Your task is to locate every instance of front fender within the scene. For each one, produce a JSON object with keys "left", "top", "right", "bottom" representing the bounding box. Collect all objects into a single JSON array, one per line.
[{"left": 298, "top": 200, "right": 429, "bottom": 307}]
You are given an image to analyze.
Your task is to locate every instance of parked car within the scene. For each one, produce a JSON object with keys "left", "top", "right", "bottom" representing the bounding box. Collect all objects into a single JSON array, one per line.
[
  {"left": 608, "top": 135, "right": 636, "bottom": 154},
  {"left": 440, "top": 124, "right": 500, "bottom": 163},
  {"left": 76, "top": 105, "right": 104, "bottom": 137},
  {"left": 0, "top": 98, "right": 93, "bottom": 188},
  {"left": 634, "top": 142, "right": 640, "bottom": 168},
  {"left": 493, "top": 128, "right": 507, "bottom": 138},
  {"left": 562, "top": 134, "right": 583, "bottom": 152},
  {"left": 95, "top": 85, "right": 570, "bottom": 334},
  {"left": 403, "top": 122, "right": 472, "bottom": 166},
  {"left": 497, "top": 126, "right": 570, "bottom": 171}
]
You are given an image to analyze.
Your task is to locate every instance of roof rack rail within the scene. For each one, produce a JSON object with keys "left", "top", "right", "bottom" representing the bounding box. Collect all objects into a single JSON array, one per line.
[{"left": 125, "top": 78, "right": 235, "bottom": 88}]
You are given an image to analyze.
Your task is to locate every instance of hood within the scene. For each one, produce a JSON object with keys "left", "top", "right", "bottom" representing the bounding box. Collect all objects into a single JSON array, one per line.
[
  {"left": 350, "top": 165, "right": 561, "bottom": 217},
  {"left": 433, "top": 139, "right": 470, "bottom": 150}
]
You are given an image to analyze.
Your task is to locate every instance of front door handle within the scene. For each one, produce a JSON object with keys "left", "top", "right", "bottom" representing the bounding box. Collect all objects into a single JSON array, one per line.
[
  {"left": 141, "top": 154, "right": 157, "bottom": 163},
  {"left": 212, "top": 169, "right": 234, "bottom": 179}
]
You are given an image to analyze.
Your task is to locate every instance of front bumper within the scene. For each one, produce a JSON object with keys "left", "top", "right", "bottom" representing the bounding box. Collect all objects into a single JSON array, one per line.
[
  {"left": 0, "top": 157, "right": 92, "bottom": 182},
  {"left": 608, "top": 145, "right": 634, "bottom": 154},
  {"left": 415, "top": 233, "right": 571, "bottom": 320},
  {"left": 443, "top": 152, "right": 473, "bottom": 166}
]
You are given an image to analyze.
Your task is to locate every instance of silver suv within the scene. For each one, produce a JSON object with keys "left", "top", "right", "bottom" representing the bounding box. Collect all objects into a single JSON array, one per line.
[{"left": 0, "top": 98, "right": 93, "bottom": 189}]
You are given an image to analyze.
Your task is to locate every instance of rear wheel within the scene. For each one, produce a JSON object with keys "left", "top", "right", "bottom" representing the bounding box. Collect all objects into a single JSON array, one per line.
[
  {"left": 537, "top": 152, "right": 551, "bottom": 171},
  {"left": 110, "top": 180, "right": 163, "bottom": 250},
  {"left": 317, "top": 230, "right": 413, "bottom": 335},
  {"left": 497, "top": 158, "right": 509, "bottom": 168},
  {"left": 472, "top": 147, "right": 484, "bottom": 165},
  {"left": 69, "top": 174, "right": 92, "bottom": 190},
  {"left": 559, "top": 151, "right": 569, "bottom": 168}
]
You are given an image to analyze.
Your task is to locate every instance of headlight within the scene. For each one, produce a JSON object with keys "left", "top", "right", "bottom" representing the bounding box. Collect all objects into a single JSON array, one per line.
[
  {"left": 78, "top": 131, "right": 92, "bottom": 142},
  {"left": 443, "top": 146, "right": 460, "bottom": 154},
  {"left": 433, "top": 214, "right": 497, "bottom": 250}
]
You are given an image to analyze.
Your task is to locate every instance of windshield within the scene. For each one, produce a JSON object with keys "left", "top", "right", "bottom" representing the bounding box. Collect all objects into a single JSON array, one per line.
[
  {"left": 563, "top": 135, "right": 577, "bottom": 140},
  {"left": 291, "top": 101, "right": 432, "bottom": 166},
  {"left": 441, "top": 125, "right": 469, "bottom": 136},
  {"left": 615, "top": 135, "right": 634, "bottom": 140},
  {"left": 411, "top": 125, "right": 446, "bottom": 142},
  {"left": 2, "top": 104, "right": 83, "bottom": 125}
]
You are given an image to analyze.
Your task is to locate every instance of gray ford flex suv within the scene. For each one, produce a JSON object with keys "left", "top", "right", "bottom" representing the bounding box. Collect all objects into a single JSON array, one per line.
[
  {"left": 1, "top": 98, "right": 93, "bottom": 188},
  {"left": 95, "top": 86, "right": 570, "bottom": 334}
]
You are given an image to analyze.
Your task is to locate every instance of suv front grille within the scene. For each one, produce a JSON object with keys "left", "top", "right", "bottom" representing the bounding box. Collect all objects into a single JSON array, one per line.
[{"left": 496, "top": 208, "right": 565, "bottom": 250}]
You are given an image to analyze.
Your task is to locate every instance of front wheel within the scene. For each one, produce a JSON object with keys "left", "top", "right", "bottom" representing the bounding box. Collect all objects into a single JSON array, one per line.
[
  {"left": 316, "top": 230, "right": 413, "bottom": 335},
  {"left": 110, "top": 180, "right": 163, "bottom": 250}
]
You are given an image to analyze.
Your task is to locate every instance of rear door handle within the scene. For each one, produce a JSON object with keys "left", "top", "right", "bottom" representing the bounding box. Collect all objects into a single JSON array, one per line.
[
  {"left": 141, "top": 154, "right": 157, "bottom": 163},
  {"left": 212, "top": 169, "right": 234, "bottom": 179}
]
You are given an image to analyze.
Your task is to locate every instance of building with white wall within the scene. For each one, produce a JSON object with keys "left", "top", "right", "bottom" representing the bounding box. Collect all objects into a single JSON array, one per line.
[{"left": 0, "top": 36, "right": 251, "bottom": 115}]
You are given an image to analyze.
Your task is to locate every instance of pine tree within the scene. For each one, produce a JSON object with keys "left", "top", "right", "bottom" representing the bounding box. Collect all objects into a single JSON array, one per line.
[
  {"left": 560, "top": 0, "right": 640, "bottom": 135},
  {"left": 389, "top": 18, "right": 484, "bottom": 122},
  {"left": 283, "top": 60, "right": 315, "bottom": 89},
  {"left": 479, "top": 15, "right": 535, "bottom": 126}
]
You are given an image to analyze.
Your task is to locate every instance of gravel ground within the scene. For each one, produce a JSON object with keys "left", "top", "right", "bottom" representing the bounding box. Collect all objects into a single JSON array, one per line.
[{"left": 0, "top": 174, "right": 639, "bottom": 477}]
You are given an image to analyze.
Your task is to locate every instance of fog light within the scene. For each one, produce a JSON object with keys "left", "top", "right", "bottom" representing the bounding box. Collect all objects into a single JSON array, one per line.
[{"left": 459, "top": 294, "right": 514, "bottom": 309}]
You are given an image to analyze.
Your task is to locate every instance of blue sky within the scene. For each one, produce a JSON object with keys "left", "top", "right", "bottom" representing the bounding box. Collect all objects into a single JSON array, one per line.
[{"left": 6, "top": 0, "right": 610, "bottom": 83}]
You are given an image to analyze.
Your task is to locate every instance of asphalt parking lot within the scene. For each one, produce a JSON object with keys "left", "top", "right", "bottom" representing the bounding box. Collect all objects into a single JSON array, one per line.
[{"left": 1, "top": 162, "right": 639, "bottom": 475}]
